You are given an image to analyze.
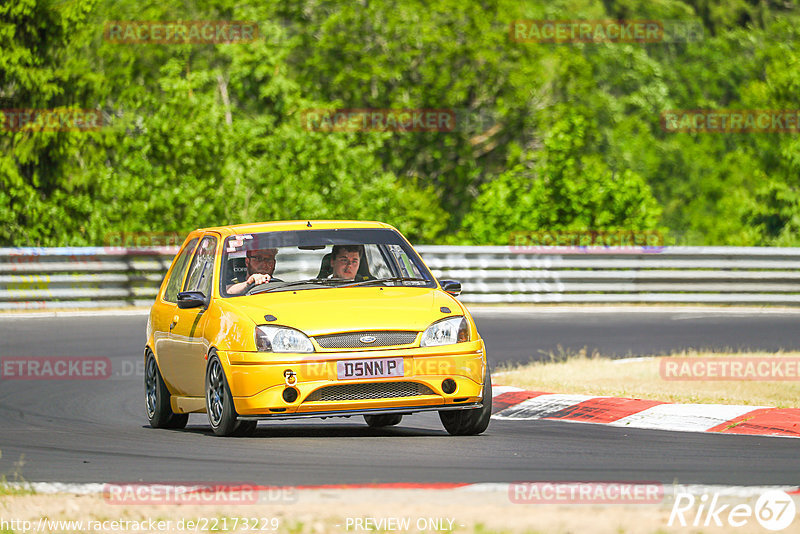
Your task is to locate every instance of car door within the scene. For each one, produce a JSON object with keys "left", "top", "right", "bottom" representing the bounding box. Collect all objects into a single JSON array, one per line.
[
  {"left": 151, "top": 237, "right": 199, "bottom": 387},
  {"left": 168, "top": 234, "right": 217, "bottom": 397}
]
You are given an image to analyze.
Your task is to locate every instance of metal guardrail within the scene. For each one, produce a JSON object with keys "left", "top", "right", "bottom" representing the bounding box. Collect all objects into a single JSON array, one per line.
[
  {"left": 422, "top": 246, "right": 800, "bottom": 304},
  {"left": 2, "top": 246, "right": 800, "bottom": 310}
]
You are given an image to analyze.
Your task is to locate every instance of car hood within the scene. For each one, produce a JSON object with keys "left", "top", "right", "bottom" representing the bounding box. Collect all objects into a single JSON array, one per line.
[{"left": 221, "top": 286, "right": 460, "bottom": 335}]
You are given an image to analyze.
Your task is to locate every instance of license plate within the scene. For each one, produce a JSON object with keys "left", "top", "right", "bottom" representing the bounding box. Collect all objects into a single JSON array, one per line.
[{"left": 336, "top": 357, "right": 404, "bottom": 380}]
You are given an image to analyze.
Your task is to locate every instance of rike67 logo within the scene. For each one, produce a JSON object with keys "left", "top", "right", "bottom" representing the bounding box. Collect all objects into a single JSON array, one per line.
[{"left": 669, "top": 490, "right": 796, "bottom": 531}]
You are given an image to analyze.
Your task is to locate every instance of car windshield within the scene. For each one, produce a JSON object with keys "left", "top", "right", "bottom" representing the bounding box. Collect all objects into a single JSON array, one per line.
[{"left": 219, "top": 228, "right": 436, "bottom": 297}]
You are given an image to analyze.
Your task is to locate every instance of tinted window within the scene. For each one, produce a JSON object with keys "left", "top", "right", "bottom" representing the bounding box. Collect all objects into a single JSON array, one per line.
[
  {"left": 184, "top": 236, "right": 217, "bottom": 297},
  {"left": 163, "top": 238, "right": 199, "bottom": 303}
]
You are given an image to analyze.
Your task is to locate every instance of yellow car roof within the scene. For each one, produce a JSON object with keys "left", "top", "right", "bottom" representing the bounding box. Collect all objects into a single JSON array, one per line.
[{"left": 196, "top": 220, "right": 395, "bottom": 236}]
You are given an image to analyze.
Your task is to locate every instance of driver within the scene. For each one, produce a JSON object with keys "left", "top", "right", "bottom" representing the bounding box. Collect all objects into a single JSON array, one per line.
[
  {"left": 226, "top": 248, "right": 278, "bottom": 295},
  {"left": 329, "top": 245, "right": 362, "bottom": 281}
]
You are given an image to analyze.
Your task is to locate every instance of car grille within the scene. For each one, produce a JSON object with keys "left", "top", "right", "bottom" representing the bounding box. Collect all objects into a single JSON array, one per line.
[
  {"left": 304, "top": 381, "right": 436, "bottom": 402},
  {"left": 314, "top": 331, "right": 418, "bottom": 349}
]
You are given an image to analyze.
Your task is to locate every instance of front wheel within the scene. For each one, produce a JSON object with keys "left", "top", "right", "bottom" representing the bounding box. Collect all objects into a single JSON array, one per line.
[
  {"left": 145, "top": 352, "right": 188, "bottom": 429},
  {"left": 439, "top": 368, "right": 492, "bottom": 436},
  {"left": 364, "top": 414, "right": 403, "bottom": 427},
  {"left": 205, "top": 355, "right": 256, "bottom": 437}
]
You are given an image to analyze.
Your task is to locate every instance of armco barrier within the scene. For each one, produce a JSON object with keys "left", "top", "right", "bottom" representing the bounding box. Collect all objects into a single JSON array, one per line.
[
  {"left": 2, "top": 246, "right": 800, "bottom": 310},
  {"left": 0, "top": 247, "right": 176, "bottom": 310}
]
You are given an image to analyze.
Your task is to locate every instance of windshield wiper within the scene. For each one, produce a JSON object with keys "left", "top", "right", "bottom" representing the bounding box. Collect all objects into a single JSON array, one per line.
[
  {"left": 248, "top": 278, "right": 336, "bottom": 295},
  {"left": 339, "top": 276, "right": 429, "bottom": 288}
]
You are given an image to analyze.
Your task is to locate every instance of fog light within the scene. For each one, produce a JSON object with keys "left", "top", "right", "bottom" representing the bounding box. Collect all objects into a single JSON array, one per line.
[
  {"left": 442, "top": 378, "right": 457, "bottom": 394},
  {"left": 282, "top": 387, "right": 299, "bottom": 403}
]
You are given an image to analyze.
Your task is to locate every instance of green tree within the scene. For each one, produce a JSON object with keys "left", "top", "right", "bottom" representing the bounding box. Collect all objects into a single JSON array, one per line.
[
  {"left": 0, "top": 0, "right": 105, "bottom": 245},
  {"left": 461, "top": 112, "right": 661, "bottom": 244}
]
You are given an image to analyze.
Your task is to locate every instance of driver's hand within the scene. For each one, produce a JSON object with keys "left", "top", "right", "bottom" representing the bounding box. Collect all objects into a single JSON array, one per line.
[{"left": 247, "top": 273, "right": 271, "bottom": 285}]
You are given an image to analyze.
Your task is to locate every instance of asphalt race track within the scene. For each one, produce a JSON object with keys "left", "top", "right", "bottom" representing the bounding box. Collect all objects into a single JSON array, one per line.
[
  {"left": 0, "top": 308, "right": 799, "bottom": 486},
  {"left": 474, "top": 308, "right": 800, "bottom": 361}
]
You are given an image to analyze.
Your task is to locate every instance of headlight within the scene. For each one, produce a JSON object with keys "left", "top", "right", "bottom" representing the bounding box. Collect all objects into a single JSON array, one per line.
[
  {"left": 420, "top": 316, "right": 469, "bottom": 347},
  {"left": 255, "top": 325, "right": 314, "bottom": 353}
]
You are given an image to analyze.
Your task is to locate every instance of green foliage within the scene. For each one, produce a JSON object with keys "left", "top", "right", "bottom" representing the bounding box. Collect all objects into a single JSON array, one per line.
[
  {"left": 0, "top": 0, "right": 104, "bottom": 245},
  {"left": 2, "top": 0, "right": 800, "bottom": 245},
  {"left": 460, "top": 112, "right": 661, "bottom": 244}
]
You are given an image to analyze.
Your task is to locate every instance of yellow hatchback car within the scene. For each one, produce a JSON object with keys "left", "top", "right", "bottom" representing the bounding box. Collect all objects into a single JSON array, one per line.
[{"left": 145, "top": 220, "right": 491, "bottom": 436}]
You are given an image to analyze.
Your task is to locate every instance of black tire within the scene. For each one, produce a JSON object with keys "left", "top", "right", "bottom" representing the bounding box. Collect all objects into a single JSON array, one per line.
[
  {"left": 364, "top": 414, "right": 403, "bottom": 427},
  {"left": 205, "top": 354, "right": 255, "bottom": 437},
  {"left": 439, "top": 367, "right": 492, "bottom": 436},
  {"left": 145, "top": 352, "right": 188, "bottom": 429}
]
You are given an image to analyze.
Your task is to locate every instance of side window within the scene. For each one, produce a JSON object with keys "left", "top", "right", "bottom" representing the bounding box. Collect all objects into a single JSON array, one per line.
[
  {"left": 364, "top": 244, "right": 392, "bottom": 278},
  {"left": 387, "top": 244, "right": 424, "bottom": 278},
  {"left": 184, "top": 236, "right": 217, "bottom": 297},
  {"left": 163, "top": 238, "right": 199, "bottom": 303}
]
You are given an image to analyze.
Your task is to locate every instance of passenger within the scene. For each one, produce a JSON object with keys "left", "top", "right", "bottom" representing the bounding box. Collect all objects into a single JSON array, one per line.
[
  {"left": 329, "top": 245, "right": 362, "bottom": 281},
  {"left": 227, "top": 248, "right": 278, "bottom": 294}
]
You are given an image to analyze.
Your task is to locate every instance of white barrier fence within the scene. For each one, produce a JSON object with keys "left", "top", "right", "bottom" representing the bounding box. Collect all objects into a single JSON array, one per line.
[{"left": 2, "top": 246, "right": 800, "bottom": 310}]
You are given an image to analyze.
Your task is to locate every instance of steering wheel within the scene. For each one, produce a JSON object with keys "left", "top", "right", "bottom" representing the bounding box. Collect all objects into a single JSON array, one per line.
[{"left": 243, "top": 277, "right": 283, "bottom": 295}]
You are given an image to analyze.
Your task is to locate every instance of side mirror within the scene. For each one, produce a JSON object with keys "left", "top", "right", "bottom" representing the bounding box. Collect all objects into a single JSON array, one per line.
[
  {"left": 440, "top": 279, "right": 462, "bottom": 297},
  {"left": 177, "top": 291, "right": 207, "bottom": 309}
]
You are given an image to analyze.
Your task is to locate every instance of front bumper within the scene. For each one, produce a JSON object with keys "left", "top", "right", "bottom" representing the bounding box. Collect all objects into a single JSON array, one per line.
[
  {"left": 237, "top": 403, "right": 483, "bottom": 421},
  {"left": 219, "top": 341, "right": 487, "bottom": 417}
]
